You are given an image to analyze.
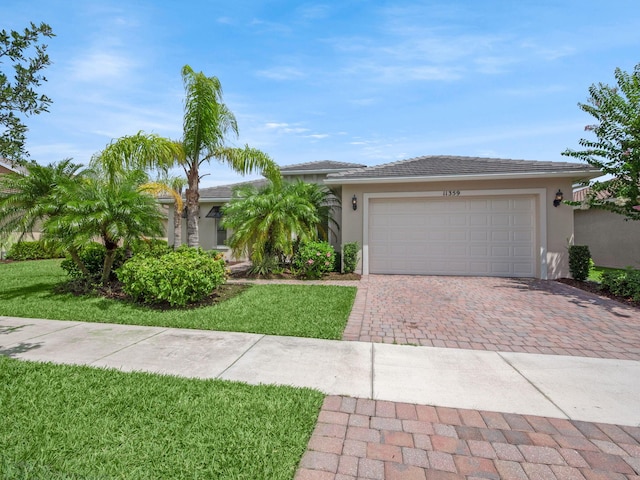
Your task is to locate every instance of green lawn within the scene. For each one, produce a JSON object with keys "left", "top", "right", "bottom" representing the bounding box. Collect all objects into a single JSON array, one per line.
[
  {"left": 0, "top": 357, "right": 323, "bottom": 479},
  {"left": 0, "top": 259, "right": 356, "bottom": 339}
]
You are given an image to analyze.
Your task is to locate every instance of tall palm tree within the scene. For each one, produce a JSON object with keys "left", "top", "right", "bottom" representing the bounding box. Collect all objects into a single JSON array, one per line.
[
  {"left": 222, "top": 179, "right": 338, "bottom": 268},
  {"left": 91, "top": 66, "right": 281, "bottom": 248},
  {"left": 179, "top": 65, "right": 280, "bottom": 247}
]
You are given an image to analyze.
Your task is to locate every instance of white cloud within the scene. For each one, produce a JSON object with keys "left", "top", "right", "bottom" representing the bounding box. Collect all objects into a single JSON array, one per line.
[
  {"left": 264, "top": 122, "right": 310, "bottom": 134},
  {"left": 68, "top": 51, "right": 137, "bottom": 83},
  {"left": 306, "top": 134, "right": 329, "bottom": 139},
  {"left": 256, "top": 66, "right": 306, "bottom": 80}
]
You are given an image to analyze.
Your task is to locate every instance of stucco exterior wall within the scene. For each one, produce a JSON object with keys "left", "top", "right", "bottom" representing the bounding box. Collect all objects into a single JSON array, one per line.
[
  {"left": 574, "top": 209, "right": 640, "bottom": 268},
  {"left": 338, "top": 177, "right": 575, "bottom": 279}
]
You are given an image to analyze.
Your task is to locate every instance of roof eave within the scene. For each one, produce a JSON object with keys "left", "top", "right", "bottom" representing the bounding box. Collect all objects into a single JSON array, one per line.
[
  {"left": 324, "top": 170, "right": 603, "bottom": 185},
  {"left": 282, "top": 168, "right": 364, "bottom": 175}
]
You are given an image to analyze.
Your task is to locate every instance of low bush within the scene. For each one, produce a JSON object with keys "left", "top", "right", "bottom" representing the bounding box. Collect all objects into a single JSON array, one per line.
[
  {"left": 342, "top": 242, "right": 359, "bottom": 274},
  {"left": 61, "top": 243, "right": 126, "bottom": 280},
  {"left": 568, "top": 245, "right": 591, "bottom": 281},
  {"left": 129, "top": 238, "right": 172, "bottom": 257},
  {"left": 293, "top": 241, "right": 335, "bottom": 279},
  {"left": 600, "top": 268, "right": 640, "bottom": 301},
  {"left": 117, "top": 247, "right": 226, "bottom": 307},
  {"left": 6, "top": 240, "right": 62, "bottom": 261}
]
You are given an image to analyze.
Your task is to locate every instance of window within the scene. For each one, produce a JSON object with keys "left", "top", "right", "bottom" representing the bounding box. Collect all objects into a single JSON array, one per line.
[{"left": 206, "top": 206, "right": 227, "bottom": 247}]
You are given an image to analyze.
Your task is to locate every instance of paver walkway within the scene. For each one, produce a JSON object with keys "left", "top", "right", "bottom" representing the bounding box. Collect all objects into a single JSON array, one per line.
[
  {"left": 296, "top": 396, "right": 640, "bottom": 480},
  {"left": 342, "top": 275, "right": 640, "bottom": 361}
]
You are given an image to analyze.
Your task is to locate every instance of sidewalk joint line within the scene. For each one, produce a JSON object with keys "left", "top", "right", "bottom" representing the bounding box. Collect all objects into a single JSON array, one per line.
[
  {"left": 89, "top": 328, "right": 169, "bottom": 365},
  {"left": 216, "top": 334, "right": 266, "bottom": 378},
  {"left": 370, "top": 343, "right": 375, "bottom": 400},
  {"left": 497, "top": 352, "right": 572, "bottom": 420}
]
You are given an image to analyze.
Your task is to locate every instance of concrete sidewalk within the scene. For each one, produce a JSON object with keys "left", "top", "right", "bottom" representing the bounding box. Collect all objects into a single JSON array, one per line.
[{"left": 1, "top": 315, "right": 639, "bottom": 427}]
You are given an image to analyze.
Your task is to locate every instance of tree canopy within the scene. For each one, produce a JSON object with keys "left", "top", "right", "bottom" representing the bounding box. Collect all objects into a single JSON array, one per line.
[
  {"left": 0, "top": 22, "right": 55, "bottom": 163},
  {"left": 563, "top": 63, "right": 640, "bottom": 220}
]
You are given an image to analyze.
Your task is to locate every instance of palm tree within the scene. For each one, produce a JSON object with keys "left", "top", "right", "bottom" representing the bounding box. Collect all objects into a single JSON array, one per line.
[
  {"left": 179, "top": 65, "right": 280, "bottom": 247},
  {"left": 140, "top": 175, "right": 186, "bottom": 248},
  {"left": 91, "top": 66, "right": 281, "bottom": 248},
  {"left": 222, "top": 179, "right": 338, "bottom": 269},
  {"left": 48, "top": 167, "right": 165, "bottom": 284},
  {"left": 0, "top": 159, "right": 90, "bottom": 275}
]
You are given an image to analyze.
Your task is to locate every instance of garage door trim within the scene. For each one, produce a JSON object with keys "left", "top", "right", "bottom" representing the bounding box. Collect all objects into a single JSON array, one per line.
[{"left": 362, "top": 189, "right": 548, "bottom": 278}]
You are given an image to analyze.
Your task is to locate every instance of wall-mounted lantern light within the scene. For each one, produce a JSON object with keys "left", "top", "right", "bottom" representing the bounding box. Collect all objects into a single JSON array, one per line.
[
  {"left": 553, "top": 189, "right": 564, "bottom": 207},
  {"left": 352, "top": 194, "right": 358, "bottom": 211}
]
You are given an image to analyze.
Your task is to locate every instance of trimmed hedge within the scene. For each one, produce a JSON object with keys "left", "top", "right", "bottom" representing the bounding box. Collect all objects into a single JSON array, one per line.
[
  {"left": 600, "top": 268, "right": 640, "bottom": 301},
  {"left": 6, "top": 241, "right": 63, "bottom": 261},
  {"left": 568, "top": 245, "right": 591, "bottom": 281},
  {"left": 117, "top": 247, "right": 226, "bottom": 307},
  {"left": 342, "top": 242, "right": 359, "bottom": 274}
]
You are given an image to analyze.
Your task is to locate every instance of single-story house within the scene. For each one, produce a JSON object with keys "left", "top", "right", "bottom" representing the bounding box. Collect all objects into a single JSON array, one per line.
[
  {"left": 164, "top": 155, "right": 600, "bottom": 279},
  {"left": 163, "top": 160, "right": 366, "bottom": 255},
  {"left": 573, "top": 187, "right": 640, "bottom": 269}
]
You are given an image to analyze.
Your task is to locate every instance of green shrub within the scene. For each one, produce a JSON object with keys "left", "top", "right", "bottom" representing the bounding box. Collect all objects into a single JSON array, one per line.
[
  {"left": 600, "top": 268, "right": 640, "bottom": 301},
  {"left": 342, "top": 242, "right": 359, "bottom": 274},
  {"left": 129, "top": 238, "right": 172, "bottom": 257},
  {"left": 568, "top": 245, "right": 591, "bottom": 281},
  {"left": 6, "top": 240, "right": 62, "bottom": 261},
  {"left": 293, "top": 241, "right": 335, "bottom": 279},
  {"left": 117, "top": 247, "right": 226, "bottom": 307},
  {"left": 60, "top": 243, "right": 126, "bottom": 279}
]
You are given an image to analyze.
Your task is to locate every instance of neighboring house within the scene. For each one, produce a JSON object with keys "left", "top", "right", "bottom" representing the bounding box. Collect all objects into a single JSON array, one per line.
[
  {"left": 573, "top": 187, "right": 640, "bottom": 269},
  {"left": 0, "top": 157, "right": 27, "bottom": 175},
  {"left": 162, "top": 160, "right": 365, "bottom": 258},
  {"left": 325, "top": 155, "right": 600, "bottom": 279}
]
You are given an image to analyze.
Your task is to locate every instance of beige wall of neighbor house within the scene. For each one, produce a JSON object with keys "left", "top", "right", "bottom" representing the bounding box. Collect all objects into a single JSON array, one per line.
[
  {"left": 339, "top": 177, "right": 575, "bottom": 279},
  {"left": 574, "top": 209, "right": 640, "bottom": 268}
]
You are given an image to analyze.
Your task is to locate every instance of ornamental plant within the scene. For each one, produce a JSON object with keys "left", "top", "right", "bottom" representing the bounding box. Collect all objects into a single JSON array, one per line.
[
  {"left": 293, "top": 241, "right": 335, "bottom": 279},
  {"left": 568, "top": 245, "right": 591, "bottom": 281},
  {"left": 117, "top": 247, "right": 226, "bottom": 307},
  {"left": 342, "top": 242, "right": 359, "bottom": 274}
]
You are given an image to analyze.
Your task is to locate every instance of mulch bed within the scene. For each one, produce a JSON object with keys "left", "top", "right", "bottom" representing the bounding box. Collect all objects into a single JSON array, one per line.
[
  {"left": 229, "top": 269, "right": 362, "bottom": 281},
  {"left": 557, "top": 278, "right": 640, "bottom": 310}
]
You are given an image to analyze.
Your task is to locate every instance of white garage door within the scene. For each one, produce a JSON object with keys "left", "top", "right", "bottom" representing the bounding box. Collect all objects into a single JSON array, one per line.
[{"left": 368, "top": 196, "right": 536, "bottom": 277}]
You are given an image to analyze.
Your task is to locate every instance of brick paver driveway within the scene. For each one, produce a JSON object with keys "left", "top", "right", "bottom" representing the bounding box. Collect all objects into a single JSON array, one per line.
[{"left": 343, "top": 275, "right": 640, "bottom": 361}]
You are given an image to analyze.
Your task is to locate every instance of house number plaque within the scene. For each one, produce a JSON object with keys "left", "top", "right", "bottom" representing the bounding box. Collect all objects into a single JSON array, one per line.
[{"left": 442, "top": 190, "right": 461, "bottom": 196}]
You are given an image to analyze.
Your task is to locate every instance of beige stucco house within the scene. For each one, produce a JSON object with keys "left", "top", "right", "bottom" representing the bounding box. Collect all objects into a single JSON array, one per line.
[
  {"left": 163, "top": 160, "right": 365, "bottom": 258},
  {"left": 325, "top": 156, "right": 600, "bottom": 279},
  {"left": 573, "top": 187, "right": 640, "bottom": 269},
  {"left": 164, "top": 155, "right": 601, "bottom": 279}
]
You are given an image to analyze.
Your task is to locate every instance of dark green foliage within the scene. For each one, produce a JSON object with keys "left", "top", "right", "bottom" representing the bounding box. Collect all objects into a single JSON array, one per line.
[
  {"left": 293, "top": 241, "right": 336, "bottom": 279},
  {"left": 6, "top": 240, "right": 61, "bottom": 260},
  {"left": 60, "top": 242, "right": 125, "bottom": 280},
  {"left": 0, "top": 22, "right": 55, "bottom": 161},
  {"left": 562, "top": 63, "right": 640, "bottom": 220},
  {"left": 568, "top": 245, "right": 592, "bottom": 281},
  {"left": 117, "top": 247, "right": 226, "bottom": 307},
  {"left": 342, "top": 242, "right": 360, "bottom": 274},
  {"left": 600, "top": 268, "right": 640, "bottom": 301},
  {"left": 129, "top": 238, "right": 172, "bottom": 257}
]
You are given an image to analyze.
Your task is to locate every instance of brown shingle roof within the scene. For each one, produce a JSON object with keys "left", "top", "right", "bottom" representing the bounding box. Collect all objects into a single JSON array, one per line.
[{"left": 326, "top": 155, "right": 600, "bottom": 182}]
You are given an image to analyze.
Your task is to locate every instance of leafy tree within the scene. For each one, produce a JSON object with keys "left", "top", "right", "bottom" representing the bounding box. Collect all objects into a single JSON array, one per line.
[
  {"left": 223, "top": 180, "right": 338, "bottom": 270},
  {"left": 0, "top": 22, "right": 55, "bottom": 163},
  {"left": 563, "top": 63, "right": 640, "bottom": 220}
]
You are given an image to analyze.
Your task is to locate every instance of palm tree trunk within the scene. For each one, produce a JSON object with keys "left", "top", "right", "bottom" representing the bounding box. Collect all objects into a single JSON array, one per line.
[
  {"left": 173, "top": 203, "right": 182, "bottom": 248},
  {"left": 185, "top": 188, "right": 199, "bottom": 247},
  {"left": 68, "top": 247, "right": 90, "bottom": 277},
  {"left": 102, "top": 249, "right": 117, "bottom": 285}
]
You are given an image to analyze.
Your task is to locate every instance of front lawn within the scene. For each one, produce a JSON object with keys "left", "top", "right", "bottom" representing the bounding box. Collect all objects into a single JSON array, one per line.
[
  {"left": 0, "top": 357, "right": 323, "bottom": 479},
  {"left": 0, "top": 260, "right": 356, "bottom": 339}
]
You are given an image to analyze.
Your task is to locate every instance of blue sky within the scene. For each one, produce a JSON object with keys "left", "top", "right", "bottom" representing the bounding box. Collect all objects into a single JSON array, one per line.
[{"left": 3, "top": 1, "right": 639, "bottom": 187}]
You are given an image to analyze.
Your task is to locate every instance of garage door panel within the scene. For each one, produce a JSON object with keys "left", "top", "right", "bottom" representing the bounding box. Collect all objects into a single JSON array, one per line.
[{"left": 369, "top": 196, "right": 535, "bottom": 277}]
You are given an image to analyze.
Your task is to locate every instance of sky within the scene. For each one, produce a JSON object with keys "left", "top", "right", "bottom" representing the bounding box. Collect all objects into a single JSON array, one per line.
[{"left": 2, "top": 0, "right": 639, "bottom": 187}]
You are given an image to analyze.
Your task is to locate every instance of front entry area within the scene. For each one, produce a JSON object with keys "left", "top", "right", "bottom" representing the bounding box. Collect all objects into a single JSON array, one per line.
[{"left": 367, "top": 195, "right": 536, "bottom": 277}]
